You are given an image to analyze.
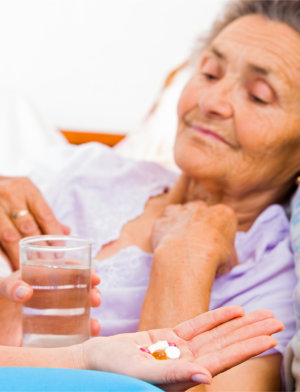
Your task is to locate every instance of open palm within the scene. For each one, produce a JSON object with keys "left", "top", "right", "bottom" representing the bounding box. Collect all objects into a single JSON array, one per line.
[{"left": 83, "top": 306, "right": 283, "bottom": 390}]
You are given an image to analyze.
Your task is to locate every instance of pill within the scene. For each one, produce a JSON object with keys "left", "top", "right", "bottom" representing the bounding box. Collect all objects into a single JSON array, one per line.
[
  {"left": 148, "top": 340, "right": 169, "bottom": 354},
  {"left": 152, "top": 350, "right": 168, "bottom": 360},
  {"left": 139, "top": 347, "right": 150, "bottom": 354},
  {"left": 168, "top": 342, "right": 177, "bottom": 347},
  {"left": 165, "top": 346, "right": 181, "bottom": 359}
]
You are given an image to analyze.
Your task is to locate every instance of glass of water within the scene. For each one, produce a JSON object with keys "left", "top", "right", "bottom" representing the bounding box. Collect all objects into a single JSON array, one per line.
[{"left": 20, "top": 235, "right": 92, "bottom": 348}]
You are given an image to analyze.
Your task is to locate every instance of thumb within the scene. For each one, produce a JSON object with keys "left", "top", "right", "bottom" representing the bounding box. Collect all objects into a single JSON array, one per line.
[
  {"left": 149, "top": 360, "right": 212, "bottom": 386},
  {"left": 0, "top": 271, "right": 33, "bottom": 302}
]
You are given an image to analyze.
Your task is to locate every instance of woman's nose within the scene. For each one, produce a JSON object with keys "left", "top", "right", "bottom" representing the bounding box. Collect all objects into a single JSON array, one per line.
[{"left": 198, "top": 80, "right": 234, "bottom": 120}]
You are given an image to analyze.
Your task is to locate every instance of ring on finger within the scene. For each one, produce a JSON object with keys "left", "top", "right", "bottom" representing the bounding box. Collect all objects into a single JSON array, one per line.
[{"left": 11, "top": 209, "right": 29, "bottom": 220}]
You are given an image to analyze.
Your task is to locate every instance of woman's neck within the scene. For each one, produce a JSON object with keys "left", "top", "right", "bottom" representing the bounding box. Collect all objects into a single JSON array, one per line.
[{"left": 167, "top": 174, "right": 291, "bottom": 232}]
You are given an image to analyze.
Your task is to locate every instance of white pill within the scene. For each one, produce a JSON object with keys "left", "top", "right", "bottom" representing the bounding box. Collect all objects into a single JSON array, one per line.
[
  {"left": 148, "top": 340, "right": 169, "bottom": 354},
  {"left": 165, "top": 346, "right": 181, "bottom": 359}
]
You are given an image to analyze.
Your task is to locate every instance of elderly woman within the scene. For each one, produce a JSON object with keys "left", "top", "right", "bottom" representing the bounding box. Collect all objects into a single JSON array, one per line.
[{"left": 0, "top": 0, "right": 299, "bottom": 390}]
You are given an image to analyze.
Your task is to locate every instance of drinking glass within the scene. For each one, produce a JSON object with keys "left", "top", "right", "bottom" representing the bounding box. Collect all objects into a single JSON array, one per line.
[{"left": 20, "top": 235, "right": 92, "bottom": 348}]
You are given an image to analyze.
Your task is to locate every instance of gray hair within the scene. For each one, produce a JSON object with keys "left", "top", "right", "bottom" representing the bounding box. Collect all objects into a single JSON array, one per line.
[{"left": 193, "top": 0, "right": 300, "bottom": 58}]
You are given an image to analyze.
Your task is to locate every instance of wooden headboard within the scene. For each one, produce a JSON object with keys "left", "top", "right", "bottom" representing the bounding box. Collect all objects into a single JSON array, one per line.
[{"left": 60, "top": 130, "right": 126, "bottom": 147}]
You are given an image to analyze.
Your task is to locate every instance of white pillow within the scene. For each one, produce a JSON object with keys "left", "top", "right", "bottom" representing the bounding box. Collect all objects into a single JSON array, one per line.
[
  {"left": 115, "top": 65, "right": 192, "bottom": 171},
  {"left": 0, "top": 89, "right": 66, "bottom": 175}
]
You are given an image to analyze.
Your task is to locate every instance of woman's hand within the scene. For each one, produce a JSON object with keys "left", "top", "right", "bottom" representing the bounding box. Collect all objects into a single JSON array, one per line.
[
  {"left": 79, "top": 306, "right": 283, "bottom": 391},
  {"left": 0, "top": 270, "right": 101, "bottom": 345},
  {"left": 152, "top": 201, "right": 238, "bottom": 276},
  {"left": 0, "top": 176, "right": 70, "bottom": 270}
]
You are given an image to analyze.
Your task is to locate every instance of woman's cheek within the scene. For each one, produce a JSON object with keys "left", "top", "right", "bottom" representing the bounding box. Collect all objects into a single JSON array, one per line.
[
  {"left": 237, "top": 113, "right": 282, "bottom": 154},
  {"left": 177, "top": 81, "right": 200, "bottom": 118}
]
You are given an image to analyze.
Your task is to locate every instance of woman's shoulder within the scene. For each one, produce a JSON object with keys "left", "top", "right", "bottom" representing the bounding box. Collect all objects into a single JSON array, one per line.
[
  {"left": 212, "top": 203, "right": 296, "bottom": 358},
  {"left": 249, "top": 204, "right": 290, "bottom": 235},
  {"left": 235, "top": 204, "right": 290, "bottom": 260}
]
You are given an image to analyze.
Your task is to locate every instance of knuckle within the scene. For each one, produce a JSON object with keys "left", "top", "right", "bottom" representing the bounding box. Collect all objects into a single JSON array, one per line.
[
  {"left": 187, "top": 200, "right": 205, "bottom": 208},
  {"left": 20, "top": 177, "right": 39, "bottom": 195},
  {"left": 164, "top": 204, "right": 183, "bottom": 216},
  {"left": 164, "top": 205, "right": 176, "bottom": 214},
  {"left": 19, "top": 176, "right": 33, "bottom": 187},
  {"left": 0, "top": 177, "right": 34, "bottom": 203},
  {"left": 18, "top": 219, "right": 39, "bottom": 235},
  {"left": 0, "top": 182, "right": 13, "bottom": 198},
  {"left": 155, "top": 215, "right": 169, "bottom": 226},
  {"left": 213, "top": 204, "right": 235, "bottom": 219}
]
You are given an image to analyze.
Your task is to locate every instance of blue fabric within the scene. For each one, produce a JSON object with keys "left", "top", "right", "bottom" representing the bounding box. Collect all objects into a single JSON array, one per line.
[
  {"left": 0, "top": 368, "right": 163, "bottom": 392},
  {"left": 290, "top": 187, "right": 300, "bottom": 327}
]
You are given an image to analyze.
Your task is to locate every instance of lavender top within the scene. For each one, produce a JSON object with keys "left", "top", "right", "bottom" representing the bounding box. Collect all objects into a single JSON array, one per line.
[{"left": 27, "top": 142, "right": 297, "bottom": 357}]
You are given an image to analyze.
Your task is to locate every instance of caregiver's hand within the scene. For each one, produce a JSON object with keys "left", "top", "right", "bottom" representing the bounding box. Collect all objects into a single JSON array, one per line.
[
  {"left": 0, "top": 176, "right": 70, "bottom": 270},
  {"left": 79, "top": 306, "right": 283, "bottom": 391}
]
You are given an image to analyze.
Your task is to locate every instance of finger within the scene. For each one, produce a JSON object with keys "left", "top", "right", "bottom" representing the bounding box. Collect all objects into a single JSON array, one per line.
[
  {"left": 134, "top": 357, "right": 212, "bottom": 386},
  {"left": 201, "top": 335, "right": 278, "bottom": 376},
  {"left": 220, "top": 318, "right": 284, "bottom": 348},
  {"left": 26, "top": 187, "right": 65, "bottom": 235},
  {"left": 61, "top": 224, "right": 71, "bottom": 235},
  {"left": 193, "top": 317, "right": 284, "bottom": 356},
  {"left": 90, "top": 318, "right": 101, "bottom": 336},
  {"left": 90, "top": 287, "right": 101, "bottom": 307},
  {"left": 0, "top": 272, "right": 33, "bottom": 302},
  {"left": 162, "top": 204, "right": 185, "bottom": 218},
  {"left": 192, "top": 309, "right": 277, "bottom": 350},
  {"left": 91, "top": 271, "right": 100, "bottom": 287},
  {"left": 174, "top": 306, "right": 245, "bottom": 340},
  {"left": 0, "top": 214, "right": 22, "bottom": 270},
  {"left": 184, "top": 201, "right": 208, "bottom": 216}
]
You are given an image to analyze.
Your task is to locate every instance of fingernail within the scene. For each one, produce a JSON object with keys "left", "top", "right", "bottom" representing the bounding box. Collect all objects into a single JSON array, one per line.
[
  {"left": 192, "top": 374, "right": 211, "bottom": 384},
  {"left": 15, "top": 285, "right": 31, "bottom": 299}
]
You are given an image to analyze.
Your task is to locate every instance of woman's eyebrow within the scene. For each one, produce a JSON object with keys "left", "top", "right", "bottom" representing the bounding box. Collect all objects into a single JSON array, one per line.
[
  {"left": 210, "top": 46, "right": 226, "bottom": 60},
  {"left": 247, "top": 63, "right": 271, "bottom": 76},
  {"left": 210, "top": 46, "right": 272, "bottom": 77}
]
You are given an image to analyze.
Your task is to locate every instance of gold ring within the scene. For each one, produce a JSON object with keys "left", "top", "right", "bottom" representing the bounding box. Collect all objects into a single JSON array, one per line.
[{"left": 11, "top": 210, "right": 29, "bottom": 220}]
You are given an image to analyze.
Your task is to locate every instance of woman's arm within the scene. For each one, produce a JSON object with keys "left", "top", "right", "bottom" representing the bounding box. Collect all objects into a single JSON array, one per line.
[
  {"left": 139, "top": 201, "right": 237, "bottom": 329},
  {"left": 139, "top": 242, "right": 215, "bottom": 329}
]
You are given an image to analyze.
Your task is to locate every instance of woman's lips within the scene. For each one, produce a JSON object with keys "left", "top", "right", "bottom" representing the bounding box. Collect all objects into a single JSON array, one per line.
[{"left": 183, "top": 118, "right": 231, "bottom": 146}]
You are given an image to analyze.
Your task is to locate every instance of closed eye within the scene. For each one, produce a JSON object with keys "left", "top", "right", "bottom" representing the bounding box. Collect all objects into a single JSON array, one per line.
[
  {"left": 249, "top": 94, "right": 268, "bottom": 105},
  {"left": 202, "top": 73, "right": 218, "bottom": 81}
]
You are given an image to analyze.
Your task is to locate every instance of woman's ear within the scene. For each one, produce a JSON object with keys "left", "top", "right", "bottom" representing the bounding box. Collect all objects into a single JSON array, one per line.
[{"left": 296, "top": 176, "right": 300, "bottom": 185}]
